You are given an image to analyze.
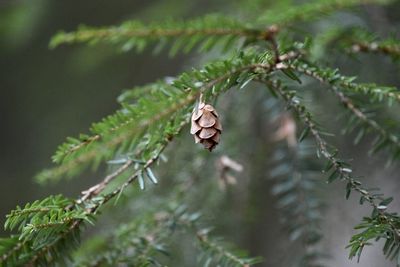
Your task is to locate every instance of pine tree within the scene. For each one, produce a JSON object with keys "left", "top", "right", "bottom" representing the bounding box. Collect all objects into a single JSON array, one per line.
[{"left": 1, "top": 0, "right": 400, "bottom": 266}]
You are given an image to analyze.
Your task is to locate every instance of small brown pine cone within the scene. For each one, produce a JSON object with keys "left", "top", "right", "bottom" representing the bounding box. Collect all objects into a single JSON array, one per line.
[{"left": 190, "top": 103, "right": 222, "bottom": 151}]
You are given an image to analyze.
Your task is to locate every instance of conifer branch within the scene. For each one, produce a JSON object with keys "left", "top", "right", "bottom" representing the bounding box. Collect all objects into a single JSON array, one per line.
[
  {"left": 264, "top": 78, "right": 400, "bottom": 263},
  {"left": 329, "top": 85, "right": 400, "bottom": 151},
  {"left": 335, "top": 28, "right": 400, "bottom": 61},
  {"left": 287, "top": 60, "right": 400, "bottom": 159},
  {"left": 1, "top": 195, "right": 86, "bottom": 266},
  {"left": 27, "top": 220, "right": 82, "bottom": 266},
  {"left": 37, "top": 50, "right": 291, "bottom": 184},
  {"left": 351, "top": 40, "right": 400, "bottom": 59},
  {"left": 268, "top": 79, "right": 381, "bottom": 210},
  {"left": 50, "top": 14, "right": 263, "bottom": 54},
  {"left": 289, "top": 60, "right": 400, "bottom": 104},
  {"left": 1, "top": 118, "right": 185, "bottom": 266}
]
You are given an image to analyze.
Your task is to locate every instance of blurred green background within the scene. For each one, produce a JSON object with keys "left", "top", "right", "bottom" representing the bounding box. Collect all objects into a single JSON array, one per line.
[{"left": 1, "top": 0, "right": 400, "bottom": 266}]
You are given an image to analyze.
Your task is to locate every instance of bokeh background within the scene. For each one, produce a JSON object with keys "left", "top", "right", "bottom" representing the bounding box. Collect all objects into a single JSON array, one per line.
[{"left": 1, "top": 0, "right": 400, "bottom": 266}]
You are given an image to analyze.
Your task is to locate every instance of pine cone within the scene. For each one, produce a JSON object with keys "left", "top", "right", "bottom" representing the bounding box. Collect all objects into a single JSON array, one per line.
[{"left": 190, "top": 103, "right": 222, "bottom": 151}]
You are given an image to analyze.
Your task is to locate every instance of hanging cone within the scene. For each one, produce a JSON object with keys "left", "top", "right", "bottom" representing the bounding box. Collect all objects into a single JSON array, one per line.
[{"left": 191, "top": 103, "right": 222, "bottom": 151}]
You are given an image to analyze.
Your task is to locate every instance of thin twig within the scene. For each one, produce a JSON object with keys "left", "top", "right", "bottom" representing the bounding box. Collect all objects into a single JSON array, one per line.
[
  {"left": 78, "top": 159, "right": 134, "bottom": 203},
  {"left": 351, "top": 42, "right": 400, "bottom": 58}
]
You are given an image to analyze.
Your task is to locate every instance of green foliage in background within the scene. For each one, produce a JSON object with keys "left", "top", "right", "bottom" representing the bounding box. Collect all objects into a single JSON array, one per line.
[{"left": 1, "top": 0, "right": 400, "bottom": 266}]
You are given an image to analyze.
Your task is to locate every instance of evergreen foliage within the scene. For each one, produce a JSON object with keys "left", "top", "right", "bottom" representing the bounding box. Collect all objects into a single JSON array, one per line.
[
  {"left": 49, "top": 14, "right": 259, "bottom": 56},
  {"left": 1, "top": 0, "right": 400, "bottom": 266},
  {"left": 265, "top": 78, "right": 400, "bottom": 265}
]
